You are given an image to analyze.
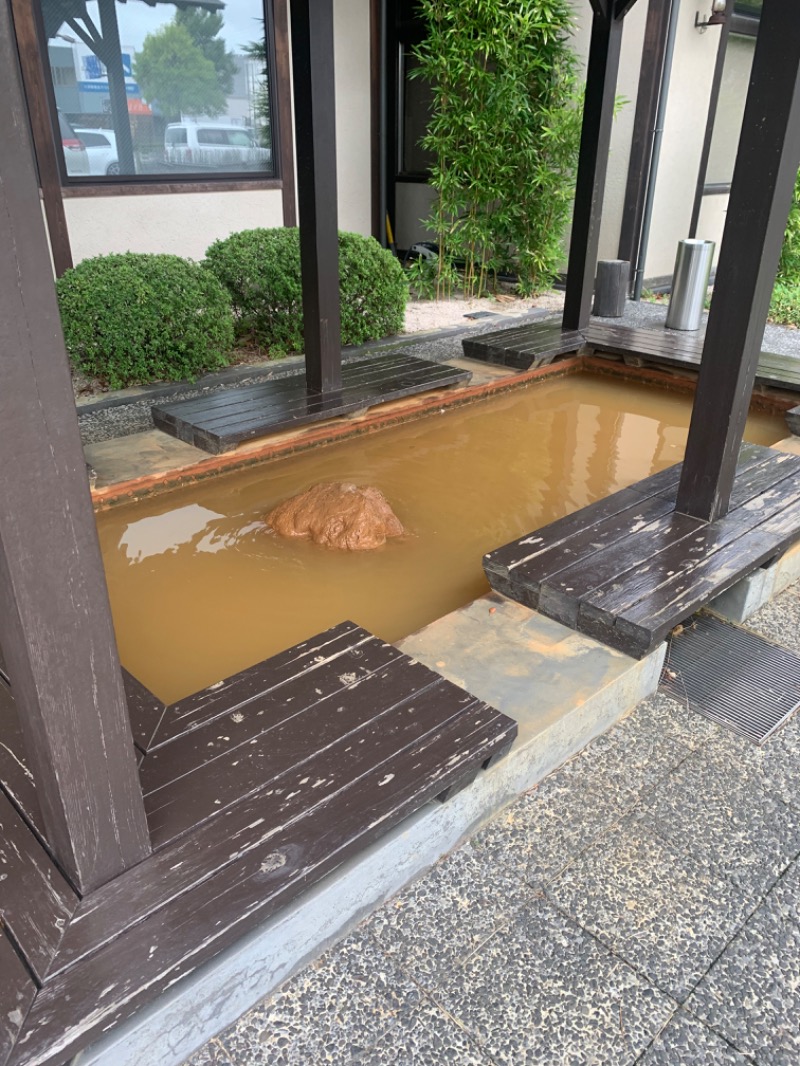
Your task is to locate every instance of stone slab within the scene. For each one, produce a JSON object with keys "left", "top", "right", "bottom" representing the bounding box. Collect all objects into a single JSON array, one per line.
[
  {"left": 72, "top": 595, "right": 664, "bottom": 1066},
  {"left": 84, "top": 430, "right": 206, "bottom": 489},
  {"left": 708, "top": 537, "right": 800, "bottom": 623}
]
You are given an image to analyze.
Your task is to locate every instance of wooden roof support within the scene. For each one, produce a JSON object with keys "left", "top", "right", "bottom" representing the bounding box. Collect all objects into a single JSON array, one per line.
[
  {"left": 562, "top": 0, "right": 636, "bottom": 331},
  {"left": 676, "top": 0, "right": 800, "bottom": 522},
  {"left": 0, "top": 0, "right": 151, "bottom": 894},
  {"left": 290, "top": 0, "right": 343, "bottom": 395}
]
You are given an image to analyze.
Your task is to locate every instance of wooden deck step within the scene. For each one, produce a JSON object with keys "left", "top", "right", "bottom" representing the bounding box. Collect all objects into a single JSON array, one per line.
[
  {"left": 0, "top": 624, "right": 515, "bottom": 1066},
  {"left": 484, "top": 443, "right": 800, "bottom": 659},
  {"left": 462, "top": 321, "right": 585, "bottom": 370},
  {"left": 151, "top": 353, "right": 472, "bottom": 454},
  {"left": 585, "top": 322, "right": 800, "bottom": 393}
]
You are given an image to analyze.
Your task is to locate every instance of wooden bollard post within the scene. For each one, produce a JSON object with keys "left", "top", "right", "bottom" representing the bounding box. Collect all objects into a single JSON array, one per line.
[{"left": 592, "top": 259, "right": 630, "bottom": 318}]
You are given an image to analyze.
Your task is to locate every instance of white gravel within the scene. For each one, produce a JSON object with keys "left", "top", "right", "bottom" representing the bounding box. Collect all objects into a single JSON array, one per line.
[{"left": 404, "top": 290, "right": 564, "bottom": 333}]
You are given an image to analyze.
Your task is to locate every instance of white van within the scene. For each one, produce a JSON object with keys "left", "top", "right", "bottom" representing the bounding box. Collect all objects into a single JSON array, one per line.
[{"left": 164, "top": 124, "right": 271, "bottom": 170}]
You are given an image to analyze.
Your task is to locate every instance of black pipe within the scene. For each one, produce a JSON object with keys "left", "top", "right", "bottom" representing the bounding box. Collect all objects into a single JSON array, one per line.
[{"left": 632, "top": 0, "right": 680, "bottom": 300}]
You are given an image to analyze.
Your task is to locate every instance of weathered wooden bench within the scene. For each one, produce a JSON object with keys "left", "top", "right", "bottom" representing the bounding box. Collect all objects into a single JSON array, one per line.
[
  {"left": 462, "top": 321, "right": 586, "bottom": 370},
  {"left": 152, "top": 353, "right": 472, "bottom": 454},
  {"left": 483, "top": 443, "right": 800, "bottom": 658},
  {"left": 0, "top": 625, "right": 515, "bottom": 1065},
  {"left": 585, "top": 322, "right": 800, "bottom": 394}
]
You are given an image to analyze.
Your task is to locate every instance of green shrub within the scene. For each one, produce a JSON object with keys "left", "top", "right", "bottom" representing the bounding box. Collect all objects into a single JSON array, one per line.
[
  {"left": 778, "top": 170, "right": 800, "bottom": 284},
  {"left": 204, "top": 228, "right": 407, "bottom": 352},
  {"left": 769, "top": 280, "right": 800, "bottom": 327},
  {"left": 413, "top": 0, "right": 582, "bottom": 297},
  {"left": 57, "top": 253, "right": 234, "bottom": 388}
]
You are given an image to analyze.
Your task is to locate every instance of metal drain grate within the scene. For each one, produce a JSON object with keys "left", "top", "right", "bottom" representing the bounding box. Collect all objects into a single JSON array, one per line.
[{"left": 659, "top": 612, "right": 800, "bottom": 743}]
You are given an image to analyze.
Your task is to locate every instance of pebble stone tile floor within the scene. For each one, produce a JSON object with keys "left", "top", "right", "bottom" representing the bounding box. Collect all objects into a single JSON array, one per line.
[{"left": 185, "top": 582, "right": 800, "bottom": 1066}]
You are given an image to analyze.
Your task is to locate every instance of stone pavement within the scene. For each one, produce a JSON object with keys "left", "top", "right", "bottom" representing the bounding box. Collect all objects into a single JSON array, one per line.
[{"left": 185, "top": 584, "right": 800, "bottom": 1066}]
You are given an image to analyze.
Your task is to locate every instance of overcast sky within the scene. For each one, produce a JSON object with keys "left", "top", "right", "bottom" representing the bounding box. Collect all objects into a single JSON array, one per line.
[{"left": 54, "top": 0, "right": 266, "bottom": 56}]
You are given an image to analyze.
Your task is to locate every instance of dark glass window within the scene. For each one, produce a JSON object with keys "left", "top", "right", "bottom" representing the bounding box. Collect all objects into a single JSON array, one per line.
[{"left": 40, "top": 0, "right": 275, "bottom": 182}]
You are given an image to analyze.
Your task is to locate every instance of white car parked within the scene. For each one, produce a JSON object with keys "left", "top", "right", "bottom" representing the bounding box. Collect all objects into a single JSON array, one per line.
[
  {"left": 164, "top": 123, "right": 271, "bottom": 170},
  {"left": 59, "top": 112, "right": 89, "bottom": 177},
  {"left": 74, "top": 129, "right": 119, "bottom": 176}
]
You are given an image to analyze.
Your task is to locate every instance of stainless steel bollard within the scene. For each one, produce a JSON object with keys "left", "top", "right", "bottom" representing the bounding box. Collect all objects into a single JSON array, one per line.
[{"left": 665, "top": 239, "right": 715, "bottom": 331}]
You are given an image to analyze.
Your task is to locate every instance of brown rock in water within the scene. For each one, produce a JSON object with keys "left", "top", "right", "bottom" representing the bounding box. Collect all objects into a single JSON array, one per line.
[{"left": 266, "top": 482, "right": 405, "bottom": 551}]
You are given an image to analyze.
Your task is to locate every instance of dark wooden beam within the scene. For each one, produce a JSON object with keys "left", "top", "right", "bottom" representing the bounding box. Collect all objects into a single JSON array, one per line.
[
  {"left": 289, "top": 0, "right": 342, "bottom": 394},
  {"left": 617, "top": 0, "right": 672, "bottom": 270},
  {"left": 9, "top": 0, "right": 73, "bottom": 276},
  {"left": 676, "top": 0, "right": 800, "bottom": 522},
  {"left": 562, "top": 7, "right": 624, "bottom": 331},
  {"left": 272, "top": 0, "right": 297, "bottom": 227},
  {"left": 0, "top": 0, "right": 151, "bottom": 893}
]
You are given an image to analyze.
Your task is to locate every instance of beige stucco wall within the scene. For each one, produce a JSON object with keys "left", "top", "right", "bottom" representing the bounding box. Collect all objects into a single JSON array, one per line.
[
  {"left": 65, "top": 0, "right": 372, "bottom": 263},
  {"left": 66, "top": 189, "right": 285, "bottom": 263},
  {"left": 569, "top": 1, "right": 741, "bottom": 284},
  {"left": 706, "top": 33, "right": 754, "bottom": 186},
  {"left": 334, "top": 0, "right": 373, "bottom": 236},
  {"left": 568, "top": 0, "right": 648, "bottom": 264},
  {"left": 640, "top": 7, "right": 725, "bottom": 280}
]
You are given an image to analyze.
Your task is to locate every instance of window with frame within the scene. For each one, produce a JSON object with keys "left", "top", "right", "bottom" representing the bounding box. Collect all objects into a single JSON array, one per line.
[{"left": 39, "top": 0, "right": 276, "bottom": 183}]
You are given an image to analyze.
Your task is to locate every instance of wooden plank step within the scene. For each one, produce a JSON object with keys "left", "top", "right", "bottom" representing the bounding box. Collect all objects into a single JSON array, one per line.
[
  {"left": 462, "top": 322, "right": 585, "bottom": 370},
  {"left": 0, "top": 929, "right": 37, "bottom": 1066},
  {"left": 152, "top": 354, "right": 472, "bottom": 454},
  {"left": 585, "top": 323, "right": 800, "bottom": 392},
  {"left": 484, "top": 444, "right": 800, "bottom": 658},
  {"left": 143, "top": 621, "right": 365, "bottom": 751},
  {"left": 0, "top": 682, "right": 46, "bottom": 846},
  {"left": 0, "top": 791, "right": 78, "bottom": 982},
  {"left": 11, "top": 646, "right": 515, "bottom": 1065},
  {"left": 483, "top": 442, "right": 767, "bottom": 601}
]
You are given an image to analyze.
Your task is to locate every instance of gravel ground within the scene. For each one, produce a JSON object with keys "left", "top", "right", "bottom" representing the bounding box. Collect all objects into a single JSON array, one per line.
[{"left": 186, "top": 580, "right": 800, "bottom": 1066}]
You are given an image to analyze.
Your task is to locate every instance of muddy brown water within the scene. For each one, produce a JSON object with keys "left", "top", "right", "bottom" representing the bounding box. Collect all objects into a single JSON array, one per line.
[{"left": 97, "top": 375, "right": 785, "bottom": 703}]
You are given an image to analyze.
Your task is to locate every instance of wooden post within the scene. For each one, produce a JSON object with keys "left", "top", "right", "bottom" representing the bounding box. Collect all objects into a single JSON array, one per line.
[
  {"left": 0, "top": 0, "right": 151, "bottom": 893},
  {"left": 9, "top": 0, "right": 73, "bottom": 275},
  {"left": 289, "top": 0, "right": 342, "bottom": 395},
  {"left": 676, "top": 0, "right": 800, "bottom": 522},
  {"left": 618, "top": 0, "right": 673, "bottom": 270},
  {"left": 562, "top": 1, "right": 625, "bottom": 332}
]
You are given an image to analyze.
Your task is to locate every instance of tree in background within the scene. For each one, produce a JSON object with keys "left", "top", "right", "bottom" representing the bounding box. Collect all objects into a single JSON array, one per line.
[
  {"left": 175, "top": 9, "right": 238, "bottom": 96},
  {"left": 135, "top": 22, "right": 226, "bottom": 121},
  {"left": 413, "top": 0, "right": 581, "bottom": 297},
  {"left": 242, "top": 30, "right": 271, "bottom": 148}
]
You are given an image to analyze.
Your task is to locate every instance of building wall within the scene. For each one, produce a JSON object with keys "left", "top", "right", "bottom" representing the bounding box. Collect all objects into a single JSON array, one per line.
[
  {"left": 65, "top": 0, "right": 372, "bottom": 264},
  {"left": 641, "top": 6, "right": 723, "bottom": 280},
  {"left": 333, "top": 0, "right": 373, "bottom": 236},
  {"left": 63, "top": 0, "right": 747, "bottom": 280},
  {"left": 65, "top": 189, "right": 285, "bottom": 263},
  {"left": 568, "top": 0, "right": 648, "bottom": 266}
]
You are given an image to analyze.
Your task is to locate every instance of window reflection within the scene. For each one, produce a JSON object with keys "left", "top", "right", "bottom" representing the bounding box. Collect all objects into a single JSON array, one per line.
[{"left": 42, "top": 0, "right": 274, "bottom": 180}]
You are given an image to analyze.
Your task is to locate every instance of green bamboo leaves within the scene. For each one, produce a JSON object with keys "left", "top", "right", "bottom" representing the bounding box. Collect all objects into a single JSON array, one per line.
[{"left": 413, "top": 0, "right": 581, "bottom": 298}]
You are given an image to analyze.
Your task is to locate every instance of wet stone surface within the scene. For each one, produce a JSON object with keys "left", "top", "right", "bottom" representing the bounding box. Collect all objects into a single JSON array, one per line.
[{"left": 185, "top": 581, "right": 800, "bottom": 1066}]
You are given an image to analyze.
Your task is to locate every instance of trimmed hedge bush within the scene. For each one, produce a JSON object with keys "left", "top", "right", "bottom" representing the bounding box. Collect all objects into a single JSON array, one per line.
[
  {"left": 57, "top": 253, "right": 234, "bottom": 388},
  {"left": 204, "top": 228, "right": 407, "bottom": 352}
]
